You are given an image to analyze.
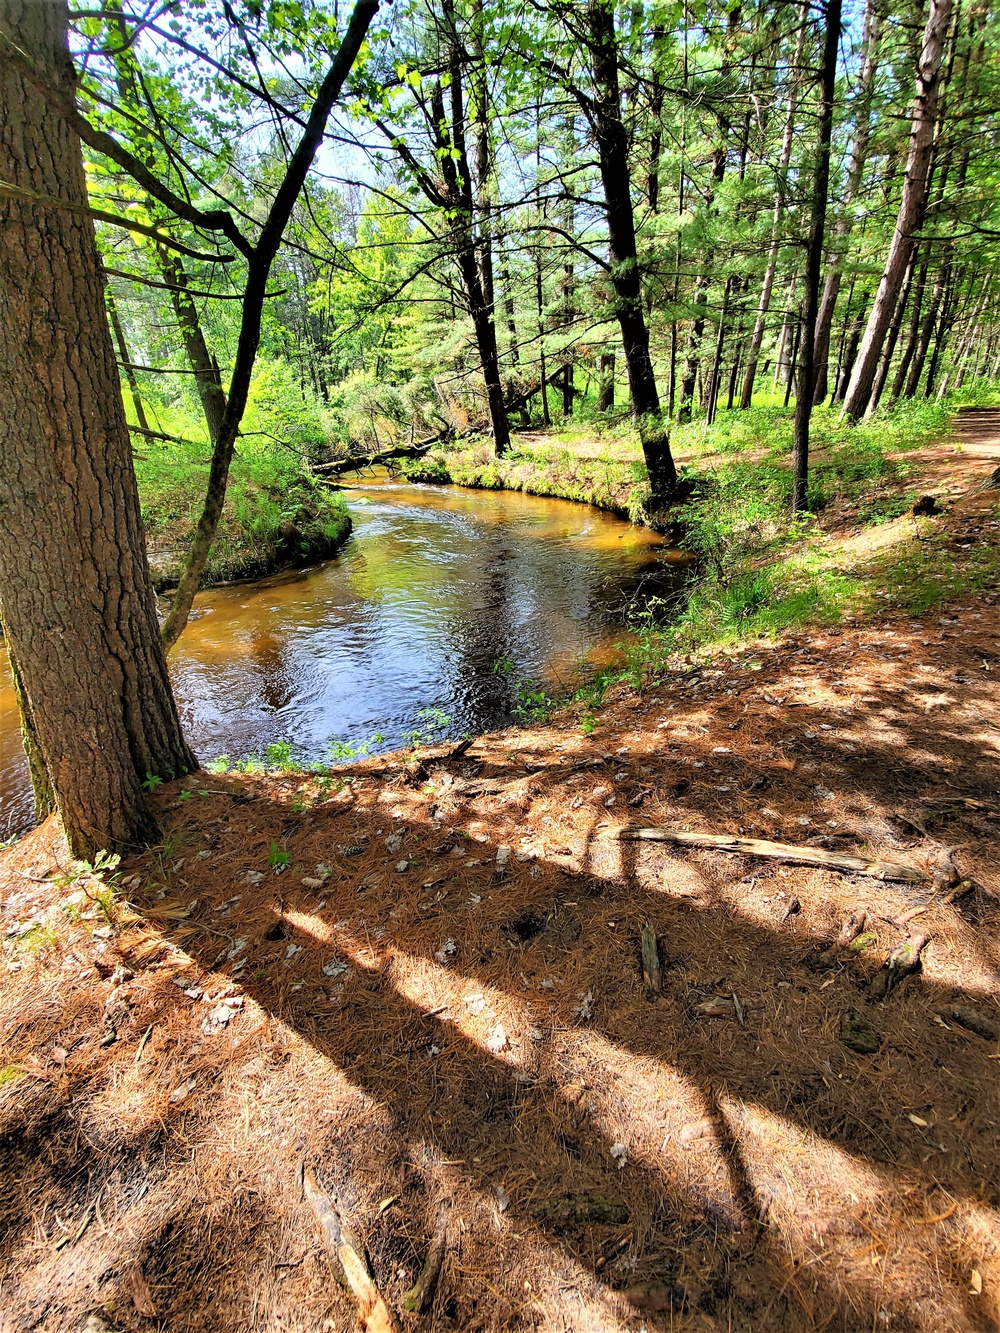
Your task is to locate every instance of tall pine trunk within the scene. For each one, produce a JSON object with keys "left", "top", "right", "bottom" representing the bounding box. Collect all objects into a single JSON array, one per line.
[
  {"left": 740, "top": 7, "right": 808, "bottom": 410},
  {"left": 841, "top": 0, "right": 952, "bottom": 421},
  {"left": 586, "top": 0, "right": 676, "bottom": 503},
  {"left": 0, "top": 0, "right": 195, "bottom": 856},
  {"left": 811, "top": 0, "right": 880, "bottom": 403},
  {"left": 793, "top": 0, "right": 843, "bottom": 511}
]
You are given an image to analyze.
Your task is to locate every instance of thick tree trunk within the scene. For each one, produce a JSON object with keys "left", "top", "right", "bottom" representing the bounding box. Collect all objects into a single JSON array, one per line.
[
  {"left": 0, "top": 0, "right": 195, "bottom": 856},
  {"left": 586, "top": 0, "right": 676, "bottom": 501},
  {"left": 792, "top": 0, "right": 842, "bottom": 512},
  {"left": 841, "top": 0, "right": 952, "bottom": 421}
]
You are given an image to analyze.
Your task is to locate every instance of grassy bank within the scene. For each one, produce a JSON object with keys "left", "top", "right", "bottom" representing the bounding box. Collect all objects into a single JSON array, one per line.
[
  {"left": 133, "top": 386, "right": 351, "bottom": 590},
  {"left": 401, "top": 441, "right": 651, "bottom": 521},
  {"left": 406, "top": 394, "right": 1000, "bottom": 707}
]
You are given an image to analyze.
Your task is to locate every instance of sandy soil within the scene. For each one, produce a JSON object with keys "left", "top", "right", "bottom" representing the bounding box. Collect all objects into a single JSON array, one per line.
[{"left": 1, "top": 434, "right": 999, "bottom": 1333}]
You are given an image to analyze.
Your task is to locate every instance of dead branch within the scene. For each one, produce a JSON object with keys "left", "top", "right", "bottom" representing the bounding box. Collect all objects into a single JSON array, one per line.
[
  {"left": 303, "top": 1169, "right": 399, "bottom": 1332},
  {"left": 615, "top": 828, "right": 928, "bottom": 884}
]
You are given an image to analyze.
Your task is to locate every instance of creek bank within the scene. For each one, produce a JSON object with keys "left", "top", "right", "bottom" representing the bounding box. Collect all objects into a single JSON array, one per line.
[
  {"left": 145, "top": 479, "right": 351, "bottom": 591},
  {"left": 400, "top": 439, "right": 672, "bottom": 529}
]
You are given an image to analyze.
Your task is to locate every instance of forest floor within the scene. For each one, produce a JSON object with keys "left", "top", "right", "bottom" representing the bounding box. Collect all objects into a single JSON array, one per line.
[{"left": 1, "top": 421, "right": 1000, "bottom": 1333}]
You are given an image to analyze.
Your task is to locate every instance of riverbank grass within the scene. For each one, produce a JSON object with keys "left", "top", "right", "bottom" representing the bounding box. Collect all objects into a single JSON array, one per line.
[{"left": 134, "top": 407, "right": 351, "bottom": 589}]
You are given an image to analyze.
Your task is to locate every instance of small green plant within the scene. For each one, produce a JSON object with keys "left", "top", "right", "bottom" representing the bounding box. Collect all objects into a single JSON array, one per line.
[
  {"left": 17, "top": 924, "right": 59, "bottom": 953},
  {"left": 267, "top": 841, "right": 290, "bottom": 870},
  {"left": 205, "top": 755, "right": 231, "bottom": 774},
  {"left": 142, "top": 772, "right": 163, "bottom": 792},
  {"left": 493, "top": 656, "right": 515, "bottom": 676},
  {"left": 580, "top": 712, "right": 597, "bottom": 734},
  {"left": 513, "top": 680, "right": 552, "bottom": 722},
  {"left": 402, "top": 706, "right": 452, "bottom": 749},
  {"left": 265, "top": 739, "right": 298, "bottom": 770},
  {"left": 0, "top": 1063, "right": 25, "bottom": 1090},
  {"left": 325, "top": 737, "right": 366, "bottom": 761},
  {"left": 176, "top": 788, "right": 193, "bottom": 803}
]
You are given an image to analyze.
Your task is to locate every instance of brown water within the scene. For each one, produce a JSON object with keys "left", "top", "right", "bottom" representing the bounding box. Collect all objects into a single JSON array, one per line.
[{"left": 1, "top": 479, "right": 686, "bottom": 837}]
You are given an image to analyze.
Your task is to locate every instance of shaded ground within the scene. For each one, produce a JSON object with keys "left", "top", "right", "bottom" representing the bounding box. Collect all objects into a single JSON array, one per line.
[{"left": 1, "top": 422, "right": 999, "bottom": 1333}]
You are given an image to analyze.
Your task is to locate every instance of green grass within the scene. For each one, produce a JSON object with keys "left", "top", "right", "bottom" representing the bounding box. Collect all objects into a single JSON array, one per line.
[
  {"left": 130, "top": 359, "right": 351, "bottom": 589},
  {"left": 402, "top": 441, "right": 651, "bottom": 522}
]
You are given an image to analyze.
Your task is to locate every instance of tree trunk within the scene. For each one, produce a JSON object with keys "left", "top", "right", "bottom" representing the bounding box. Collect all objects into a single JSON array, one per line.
[
  {"left": 904, "top": 261, "right": 947, "bottom": 397},
  {"left": 678, "top": 150, "right": 727, "bottom": 424},
  {"left": 0, "top": 0, "right": 195, "bottom": 856},
  {"left": 890, "top": 256, "right": 930, "bottom": 401},
  {"left": 867, "top": 248, "right": 917, "bottom": 414},
  {"left": 598, "top": 353, "right": 616, "bottom": 410},
  {"left": 792, "top": 0, "right": 842, "bottom": 513},
  {"left": 739, "top": 7, "right": 808, "bottom": 410},
  {"left": 812, "top": 0, "right": 880, "bottom": 403},
  {"left": 841, "top": 0, "right": 952, "bottom": 421},
  {"left": 156, "top": 247, "right": 228, "bottom": 441},
  {"left": 107, "top": 288, "right": 149, "bottom": 433},
  {"left": 586, "top": 0, "right": 676, "bottom": 502}
]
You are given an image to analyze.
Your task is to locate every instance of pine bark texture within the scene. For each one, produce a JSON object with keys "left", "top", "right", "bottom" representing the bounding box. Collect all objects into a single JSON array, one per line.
[{"left": 0, "top": 0, "right": 195, "bottom": 855}]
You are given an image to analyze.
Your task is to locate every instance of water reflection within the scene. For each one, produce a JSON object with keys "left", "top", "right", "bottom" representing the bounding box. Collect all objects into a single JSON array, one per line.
[{"left": 0, "top": 478, "right": 686, "bottom": 836}]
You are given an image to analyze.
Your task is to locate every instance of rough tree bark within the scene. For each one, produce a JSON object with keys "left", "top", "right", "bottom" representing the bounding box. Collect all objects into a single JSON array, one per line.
[
  {"left": 0, "top": 0, "right": 195, "bottom": 856},
  {"left": 584, "top": 0, "right": 676, "bottom": 502},
  {"left": 792, "top": 0, "right": 842, "bottom": 513},
  {"left": 811, "top": 0, "right": 880, "bottom": 403},
  {"left": 841, "top": 0, "right": 952, "bottom": 422}
]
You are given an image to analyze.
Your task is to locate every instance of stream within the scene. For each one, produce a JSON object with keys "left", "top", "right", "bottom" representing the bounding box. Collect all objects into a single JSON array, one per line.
[{"left": 0, "top": 478, "right": 687, "bottom": 837}]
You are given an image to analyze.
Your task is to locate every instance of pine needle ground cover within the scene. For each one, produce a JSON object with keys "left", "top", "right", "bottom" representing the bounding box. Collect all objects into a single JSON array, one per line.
[{"left": 2, "top": 585, "right": 1000, "bottom": 1332}]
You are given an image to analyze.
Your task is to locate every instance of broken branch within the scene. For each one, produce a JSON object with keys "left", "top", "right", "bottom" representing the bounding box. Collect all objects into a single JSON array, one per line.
[{"left": 616, "top": 828, "right": 928, "bottom": 884}]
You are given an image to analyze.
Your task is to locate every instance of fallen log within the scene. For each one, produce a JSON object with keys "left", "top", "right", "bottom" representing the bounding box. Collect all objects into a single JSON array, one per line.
[
  {"left": 313, "top": 438, "right": 439, "bottom": 477},
  {"left": 615, "top": 827, "right": 928, "bottom": 884},
  {"left": 303, "top": 1169, "right": 398, "bottom": 1332}
]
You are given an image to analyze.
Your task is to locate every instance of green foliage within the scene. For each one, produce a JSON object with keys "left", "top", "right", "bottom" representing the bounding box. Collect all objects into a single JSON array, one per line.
[{"left": 267, "top": 841, "right": 290, "bottom": 870}]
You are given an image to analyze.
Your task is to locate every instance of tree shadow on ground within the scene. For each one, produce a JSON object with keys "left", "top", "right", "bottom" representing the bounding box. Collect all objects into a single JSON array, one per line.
[{"left": 2, "top": 613, "right": 999, "bottom": 1331}]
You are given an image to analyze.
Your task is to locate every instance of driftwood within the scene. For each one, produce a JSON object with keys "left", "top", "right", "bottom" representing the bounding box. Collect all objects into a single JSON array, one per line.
[
  {"left": 403, "top": 1215, "right": 448, "bottom": 1313},
  {"left": 616, "top": 827, "right": 928, "bottom": 885},
  {"left": 303, "top": 1169, "right": 398, "bottom": 1332}
]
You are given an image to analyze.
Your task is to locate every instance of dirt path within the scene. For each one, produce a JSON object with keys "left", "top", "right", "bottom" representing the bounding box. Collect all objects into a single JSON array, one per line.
[
  {"left": 953, "top": 406, "right": 1000, "bottom": 461},
  {"left": 1, "top": 428, "right": 999, "bottom": 1333}
]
